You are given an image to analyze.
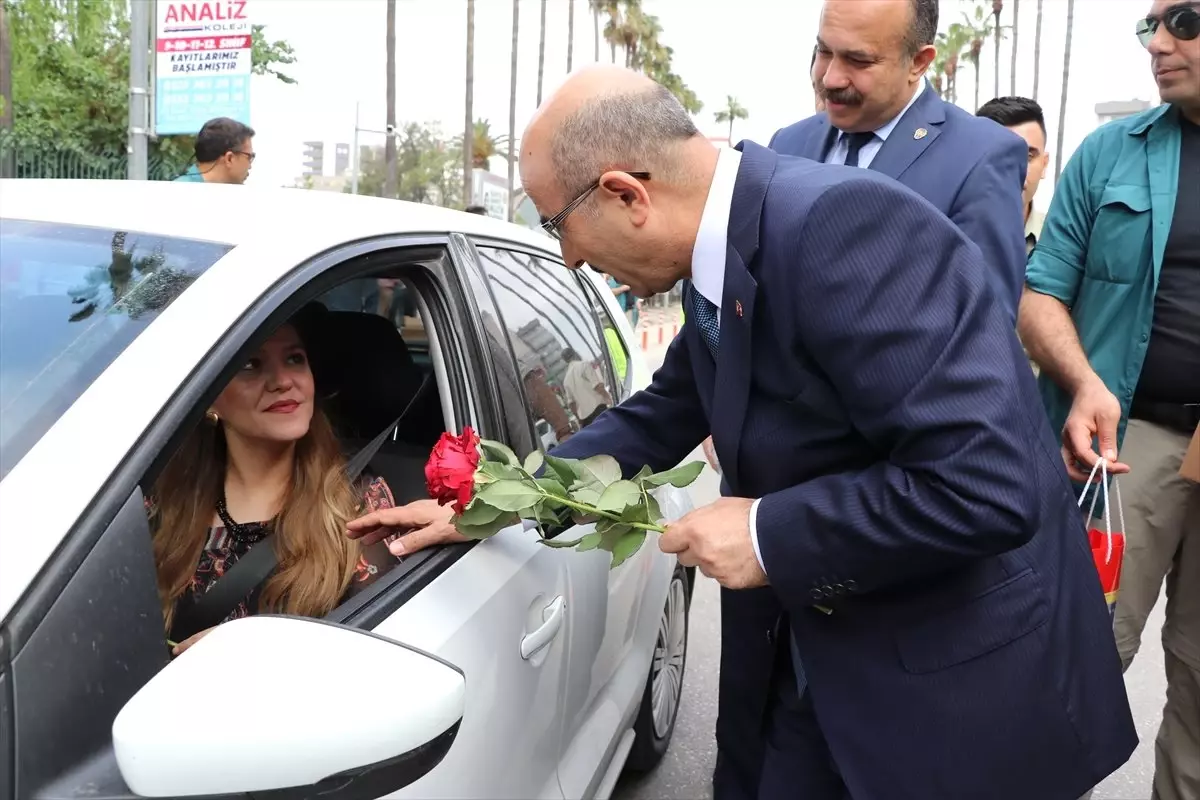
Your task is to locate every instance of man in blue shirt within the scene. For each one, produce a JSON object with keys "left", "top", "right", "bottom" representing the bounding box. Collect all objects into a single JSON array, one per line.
[
  {"left": 1021, "top": 3, "right": 1200, "bottom": 796},
  {"left": 173, "top": 117, "right": 255, "bottom": 184}
]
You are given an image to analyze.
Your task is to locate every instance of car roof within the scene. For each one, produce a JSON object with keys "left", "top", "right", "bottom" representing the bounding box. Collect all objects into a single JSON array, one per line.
[{"left": 0, "top": 179, "right": 559, "bottom": 256}]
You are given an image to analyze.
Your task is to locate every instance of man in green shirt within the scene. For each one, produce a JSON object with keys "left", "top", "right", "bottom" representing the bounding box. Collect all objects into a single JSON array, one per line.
[
  {"left": 173, "top": 117, "right": 256, "bottom": 184},
  {"left": 1021, "top": 3, "right": 1200, "bottom": 797}
]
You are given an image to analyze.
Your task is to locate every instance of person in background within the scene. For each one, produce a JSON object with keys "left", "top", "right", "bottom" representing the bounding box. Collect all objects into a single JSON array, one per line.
[
  {"left": 605, "top": 272, "right": 640, "bottom": 328},
  {"left": 1021, "top": 3, "right": 1200, "bottom": 797},
  {"left": 976, "top": 96, "right": 1050, "bottom": 255},
  {"left": 464, "top": 205, "right": 488, "bottom": 215},
  {"left": 173, "top": 117, "right": 256, "bottom": 185},
  {"left": 771, "top": 0, "right": 1028, "bottom": 322},
  {"left": 561, "top": 347, "right": 612, "bottom": 427}
]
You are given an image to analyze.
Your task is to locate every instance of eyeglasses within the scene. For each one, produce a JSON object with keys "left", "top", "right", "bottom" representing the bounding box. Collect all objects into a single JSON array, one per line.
[
  {"left": 540, "top": 171, "right": 651, "bottom": 241},
  {"left": 232, "top": 150, "right": 257, "bottom": 163},
  {"left": 1137, "top": 3, "right": 1200, "bottom": 47}
]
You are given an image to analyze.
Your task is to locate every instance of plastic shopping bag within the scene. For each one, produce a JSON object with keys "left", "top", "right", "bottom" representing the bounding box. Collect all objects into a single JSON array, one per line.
[{"left": 1077, "top": 459, "right": 1126, "bottom": 619}]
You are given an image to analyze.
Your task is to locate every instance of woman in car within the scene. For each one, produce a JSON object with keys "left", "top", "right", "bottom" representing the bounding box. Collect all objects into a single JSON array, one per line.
[{"left": 148, "top": 309, "right": 402, "bottom": 655}]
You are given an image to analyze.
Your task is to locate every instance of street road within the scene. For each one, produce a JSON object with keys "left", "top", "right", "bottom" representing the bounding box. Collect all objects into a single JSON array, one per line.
[{"left": 614, "top": 345, "right": 1163, "bottom": 800}]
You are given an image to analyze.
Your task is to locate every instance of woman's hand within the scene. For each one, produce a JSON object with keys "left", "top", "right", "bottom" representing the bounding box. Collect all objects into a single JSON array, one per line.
[
  {"left": 346, "top": 499, "right": 467, "bottom": 556},
  {"left": 171, "top": 627, "right": 214, "bottom": 657}
]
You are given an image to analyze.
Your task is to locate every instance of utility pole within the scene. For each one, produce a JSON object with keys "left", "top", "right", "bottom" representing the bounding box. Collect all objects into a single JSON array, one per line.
[
  {"left": 128, "top": 0, "right": 151, "bottom": 180},
  {"left": 351, "top": 102, "right": 361, "bottom": 195}
]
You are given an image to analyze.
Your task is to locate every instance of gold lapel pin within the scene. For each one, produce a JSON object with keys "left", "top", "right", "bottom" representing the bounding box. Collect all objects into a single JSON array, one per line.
[
  {"left": 914, "top": 127, "right": 928, "bottom": 140},
  {"left": 735, "top": 300, "right": 743, "bottom": 317}
]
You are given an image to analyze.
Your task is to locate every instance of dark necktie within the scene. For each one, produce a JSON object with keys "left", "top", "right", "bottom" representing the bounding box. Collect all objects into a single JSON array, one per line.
[
  {"left": 689, "top": 288, "right": 720, "bottom": 358},
  {"left": 843, "top": 131, "right": 876, "bottom": 168}
]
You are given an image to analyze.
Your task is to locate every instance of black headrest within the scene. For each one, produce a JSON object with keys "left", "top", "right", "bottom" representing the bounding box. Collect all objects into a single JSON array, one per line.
[{"left": 305, "top": 310, "right": 423, "bottom": 439}]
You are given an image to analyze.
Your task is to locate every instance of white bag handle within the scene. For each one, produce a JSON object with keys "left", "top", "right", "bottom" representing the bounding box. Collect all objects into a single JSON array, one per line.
[{"left": 1076, "top": 458, "right": 1126, "bottom": 565}]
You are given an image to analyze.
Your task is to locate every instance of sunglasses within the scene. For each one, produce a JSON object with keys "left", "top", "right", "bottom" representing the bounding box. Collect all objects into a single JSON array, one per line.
[
  {"left": 540, "top": 171, "right": 651, "bottom": 242},
  {"left": 1136, "top": 3, "right": 1200, "bottom": 47}
]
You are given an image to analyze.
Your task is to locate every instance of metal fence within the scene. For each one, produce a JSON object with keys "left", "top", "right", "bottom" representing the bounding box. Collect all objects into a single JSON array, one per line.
[{"left": 0, "top": 145, "right": 182, "bottom": 181}]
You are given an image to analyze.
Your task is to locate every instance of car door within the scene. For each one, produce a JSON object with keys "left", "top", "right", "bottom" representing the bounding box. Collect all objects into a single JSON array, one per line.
[
  {"left": 464, "top": 243, "right": 659, "bottom": 795},
  {"left": 343, "top": 236, "right": 574, "bottom": 800}
]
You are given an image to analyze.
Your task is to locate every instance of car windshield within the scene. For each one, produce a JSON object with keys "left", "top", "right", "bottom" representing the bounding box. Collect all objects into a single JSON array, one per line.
[{"left": 0, "top": 218, "right": 231, "bottom": 479}]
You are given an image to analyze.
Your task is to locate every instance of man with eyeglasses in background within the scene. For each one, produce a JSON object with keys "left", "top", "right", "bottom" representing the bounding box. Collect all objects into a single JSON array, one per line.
[
  {"left": 1021, "top": 3, "right": 1200, "bottom": 798},
  {"left": 174, "top": 117, "right": 256, "bottom": 184}
]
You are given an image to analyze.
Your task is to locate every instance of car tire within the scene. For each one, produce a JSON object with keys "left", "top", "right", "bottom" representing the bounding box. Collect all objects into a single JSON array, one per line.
[{"left": 625, "top": 561, "right": 690, "bottom": 773}]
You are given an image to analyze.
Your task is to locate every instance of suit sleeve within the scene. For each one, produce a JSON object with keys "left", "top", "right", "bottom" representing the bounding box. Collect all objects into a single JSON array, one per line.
[
  {"left": 1024, "top": 136, "right": 1101, "bottom": 306},
  {"left": 947, "top": 132, "right": 1028, "bottom": 322},
  {"left": 550, "top": 331, "right": 708, "bottom": 477},
  {"left": 755, "top": 178, "right": 1040, "bottom": 604}
]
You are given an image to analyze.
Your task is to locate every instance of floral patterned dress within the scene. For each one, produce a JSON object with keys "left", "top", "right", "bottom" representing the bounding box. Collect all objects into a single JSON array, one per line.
[{"left": 154, "top": 475, "right": 399, "bottom": 640}]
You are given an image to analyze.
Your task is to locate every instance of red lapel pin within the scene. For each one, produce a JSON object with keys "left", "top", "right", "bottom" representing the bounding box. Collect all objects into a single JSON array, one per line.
[{"left": 735, "top": 300, "right": 743, "bottom": 318}]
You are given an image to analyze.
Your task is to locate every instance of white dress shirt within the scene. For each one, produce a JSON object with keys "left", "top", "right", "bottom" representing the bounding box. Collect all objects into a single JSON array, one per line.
[{"left": 823, "top": 79, "right": 926, "bottom": 168}]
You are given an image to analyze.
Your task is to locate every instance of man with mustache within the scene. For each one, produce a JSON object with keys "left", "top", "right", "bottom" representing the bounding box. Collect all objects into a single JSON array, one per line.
[
  {"left": 1022, "top": 3, "right": 1200, "bottom": 797},
  {"left": 771, "top": 0, "right": 1028, "bottom": 323}
]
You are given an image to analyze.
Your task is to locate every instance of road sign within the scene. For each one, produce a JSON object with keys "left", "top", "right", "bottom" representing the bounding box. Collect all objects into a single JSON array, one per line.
[{"left": 154, "top": 1, "right": 253, "bottom": 135}]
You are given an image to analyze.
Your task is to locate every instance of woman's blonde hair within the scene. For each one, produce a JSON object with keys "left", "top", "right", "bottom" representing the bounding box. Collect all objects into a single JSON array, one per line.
[{"left": 149, "top": 407, "right": 363, "bottom": 632}]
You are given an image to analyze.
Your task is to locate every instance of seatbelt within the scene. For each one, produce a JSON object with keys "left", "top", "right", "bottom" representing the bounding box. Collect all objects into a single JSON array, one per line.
[{"left": 170, "top": 374, "right": 433, "bottom": 641}]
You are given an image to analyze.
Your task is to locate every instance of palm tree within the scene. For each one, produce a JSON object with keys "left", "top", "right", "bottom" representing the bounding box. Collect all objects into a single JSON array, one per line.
[
  {"left": 1032, "top": 0, "right": 1044, "bottom": 100},
  {"left": 588, "top": 0, "right": 603, "bottom": 61},
  {"left": 463, "top": 0, "right": 475, "bottom": 206},
  {"left": 714, "top": 96, "right": 749, "bottom": 144},
  {"left": 507, "top": 0, "right": 520, "bottom": 221},
  {"left": 536, "top": 0, "right": 547, "bottom": 106},
  {"left": 567, "top": 0, "right": 575, "bottom": 72},
  {"left": 599, "top": 0, "right": 623, "bottom": 64},
  {"left": 932, "top": 23, "right": 970, "bottom": 103},
  {"left": 992, "top": 0, "right": 1003, "bottom": 99},
  {"left": 456, "top": 119, "right": 510, "bottom": 169},
  {"left": 384, "top": 0, "right": 397, "bottom": 198},
  {"left": 961, "top": 5, "right": 994, "bottom": 112},
  {"left": 1054, "top": 0, "right": 1075, "bottom": 184},
  {"left": 1008, "top": 0, "right": 1019, "bottom": 94}
]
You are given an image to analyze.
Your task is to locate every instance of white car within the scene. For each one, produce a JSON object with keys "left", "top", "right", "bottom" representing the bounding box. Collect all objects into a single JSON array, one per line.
[{"left": 0, "top": 180, "right": 697, "bottom": 800}]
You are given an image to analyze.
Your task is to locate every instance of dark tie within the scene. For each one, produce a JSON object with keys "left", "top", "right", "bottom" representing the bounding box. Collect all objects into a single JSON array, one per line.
[
  {"left": 843, "top": 131, "right": 875, "bottom": 168},
  {"left": 689, "top": 288, "right": 720, "bottom": 358}
]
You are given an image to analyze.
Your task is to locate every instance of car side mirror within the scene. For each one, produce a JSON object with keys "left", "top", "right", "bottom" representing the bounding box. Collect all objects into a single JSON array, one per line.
[{"left": 112, "top": 616, "right": 464, "bottom": 799}]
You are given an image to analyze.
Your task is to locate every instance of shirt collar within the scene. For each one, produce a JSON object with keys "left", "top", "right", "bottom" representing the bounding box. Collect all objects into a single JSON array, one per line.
[
  {"left": 690, "top": 147, "right": 742, "bottom": 311},
  {"left": 836, "top": 79, "right": 926, "bottom": 144}
]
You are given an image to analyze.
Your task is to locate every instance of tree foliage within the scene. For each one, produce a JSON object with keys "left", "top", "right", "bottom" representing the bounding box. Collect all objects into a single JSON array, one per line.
[
  {"left": 0, "top": 0, "right": 296, "bottom": 175},
  {"left": 601, "top": 0, "right": 701, "bottom": 114},
  {"left": 350, "top": 121, "right": 464, "bottom": 209}
]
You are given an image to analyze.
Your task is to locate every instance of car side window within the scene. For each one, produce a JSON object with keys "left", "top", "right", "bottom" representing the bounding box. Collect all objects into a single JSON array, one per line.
[
  {"left": 475, "top": 246, "right": 612, "bottom": 448},
  {"left": 576, "top": 273, "right": 631, "bottom": 403}
]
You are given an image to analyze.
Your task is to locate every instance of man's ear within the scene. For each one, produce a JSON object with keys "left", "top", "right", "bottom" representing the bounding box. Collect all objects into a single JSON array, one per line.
[
  {"left": 910, "top": 44, "right": 937, "bottom": 78},
  {"left": 598, "top": 171, "right": 651, "bottom": 226}
]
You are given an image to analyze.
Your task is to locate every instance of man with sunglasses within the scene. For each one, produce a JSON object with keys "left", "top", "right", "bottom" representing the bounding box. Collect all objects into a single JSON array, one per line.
[
  {"left": 173, "top": 117, "right": 256, "bottom": 185},
  {"left": 517, "top": 64, "right": 1135, "bottom": 800},
  {"left": 1021, "top": 3, "right": 1200, "bottom": 798}
]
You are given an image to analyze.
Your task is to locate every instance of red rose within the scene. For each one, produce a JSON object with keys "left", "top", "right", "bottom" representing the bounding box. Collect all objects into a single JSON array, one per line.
[{"left": 425, "top": 427, "right": 481, "bottom": 514}]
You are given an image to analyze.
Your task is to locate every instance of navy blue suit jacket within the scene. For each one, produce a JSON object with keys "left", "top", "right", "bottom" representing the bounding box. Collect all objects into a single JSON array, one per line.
[
  {"left": 552, "top": 142, "right": 1135, "bottom": 800},
  {"left": 769, "top": 84, "right": 1029, "bottom": 322}
]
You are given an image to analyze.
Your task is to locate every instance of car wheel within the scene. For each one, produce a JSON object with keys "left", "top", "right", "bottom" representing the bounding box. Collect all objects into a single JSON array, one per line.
[{"left": 625, "top": 562, "right": 689, "bottom": 773}]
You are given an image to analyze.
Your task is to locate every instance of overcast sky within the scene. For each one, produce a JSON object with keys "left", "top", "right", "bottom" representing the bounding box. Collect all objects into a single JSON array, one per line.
[{"left": 244, "top": 0, "right": 1161, "bottom": 210}]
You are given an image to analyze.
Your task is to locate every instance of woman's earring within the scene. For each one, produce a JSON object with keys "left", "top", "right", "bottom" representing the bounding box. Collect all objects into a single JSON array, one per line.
[{"left": 205, "top": 410, "right": 220, "bottom": 425}]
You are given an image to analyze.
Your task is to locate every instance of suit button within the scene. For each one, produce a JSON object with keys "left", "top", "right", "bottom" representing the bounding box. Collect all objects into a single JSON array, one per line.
[
  {"left": 845, "top": 580, "right": 858, "bottom": 592},
  {"left": 766, "top": 626, "right": 776, "bottom": 644},
  {"left": 834, "top": 583, "right": 845, "bottom": 595},
  {"left": 810, "top": 587, "right": 824, "bottom": 601},
  {"left": 822, "top": 585, "right": 834, "bottom": 597}
]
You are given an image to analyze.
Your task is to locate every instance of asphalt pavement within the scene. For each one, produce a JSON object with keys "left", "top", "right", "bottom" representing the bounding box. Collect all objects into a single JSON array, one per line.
[{"left": 613, "top": 345, "right": 1164, "bottom": 800}]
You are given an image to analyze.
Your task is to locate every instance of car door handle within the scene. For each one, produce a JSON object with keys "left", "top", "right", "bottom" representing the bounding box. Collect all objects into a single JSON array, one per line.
[{"left": 521, "top": 596, "right": 566, "bottom": 660}]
